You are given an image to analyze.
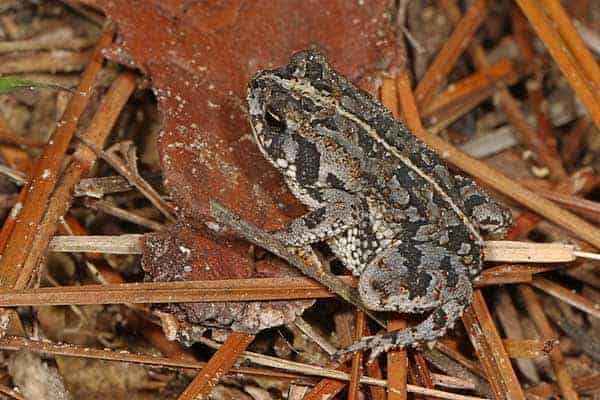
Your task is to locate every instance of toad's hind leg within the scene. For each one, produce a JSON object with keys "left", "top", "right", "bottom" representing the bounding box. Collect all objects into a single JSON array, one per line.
[{"left": 338, "top": 273, "right": 472, "bottom": 362}]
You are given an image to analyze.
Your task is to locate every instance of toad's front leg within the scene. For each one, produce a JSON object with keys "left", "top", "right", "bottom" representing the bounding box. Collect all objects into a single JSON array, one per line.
[{"left": 273, "top": 189, "right": 366, "bottom": 247}]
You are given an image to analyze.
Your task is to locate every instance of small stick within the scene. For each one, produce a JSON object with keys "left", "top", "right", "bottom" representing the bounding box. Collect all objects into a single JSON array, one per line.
[
  {"left": 84, "top": 198, "right": 165, "bottom": 231},
  {"left": 517, "top": 285, "right": 579, "bottom": 400},
  {"left": 209, "top": 200, "right": 385, "bottom": 328},
  {"left": 0, "top": 164, "right": 26, "bottom": 185},
  {"left": 531, "top": 278, "right": 600, "bottom": 320},
  {"left": 387, "top": 319, "right": 409, "bottom": 400},
  {"left": 348, "top": 310, "right": 366, "bottom": 400},
  {"left": 78, "top": 137, "right": 176, "bottom": 222},
  {"left": 177, "top": 332, "right": 255, "bottom": 400}
]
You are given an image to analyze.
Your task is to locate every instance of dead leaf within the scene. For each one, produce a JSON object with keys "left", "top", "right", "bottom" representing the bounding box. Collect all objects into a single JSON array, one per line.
[
  {"left": 96, "top": 0, "right": 401, "bottom": 334},
  {"left": 142, "top": 221, "right": 313, "bottom": 333}
]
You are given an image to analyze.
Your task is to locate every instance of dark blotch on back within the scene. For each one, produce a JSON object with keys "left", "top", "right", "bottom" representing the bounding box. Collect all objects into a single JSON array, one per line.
[
  {"left": 432, "top": 308, "right": 448, "bottom": 330},
  {"left": 294, "top": 134, "right": 320, "bottom": 187},
  {"left": 439, "top": 255, "right": 459, "bottom": 287},
  {"left": 326, "top": 173, "right": 345, "bottom": 190},
  {"left": 407, "top": 270, "right": 433, "bottom": 300},
  {"left": 314, "top": 117, "right": 337, "bottom": 132}
]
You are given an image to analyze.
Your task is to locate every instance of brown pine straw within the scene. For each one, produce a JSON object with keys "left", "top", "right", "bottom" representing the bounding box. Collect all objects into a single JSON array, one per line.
[
  {"left": 0, "top": 266, "right": 545, "bottom": 308},
  {"left": 414, "top": 0, "right": 490, "bottom": 109},
  {"left": 387, "top": 319, "right": 409, "bottom": 400},
  {"left": 413, "top": 351, "right": 437, "bottom": 400},
  {"left": 177, "top": 332, "right": 255, "bottom": 400},
  {"left": 507, "top": 167, "right": 599, "bottom": 240},
  {"left": 531, "top": 277, "right": 600, "bottom": 320},
  {"left": 348, "top": 310, "right": 366, "bottom": 400},
  {"left": 526, "top": 374, "right": 600, "bottom": 399},
  {"left": 16, "top": 71, "right": 137, "bottom": 290},
  {"left": 364, "top": 323, "right": 386, "bottom": 400},
  {"left": 539, "top": 0, "right": 600, "bottom": 92},
  {"left": 0, "top": 28, "right": 114, "bottom": 289},
  {"left": 421, "top": 60, "right": 524, "bottom": 126},
  {"left": 435, "top": 0, "right": 571, "bottom": 182},
  {"left": 517, "top": 285, "right": 578, "bottom": 400},
  {"left": 512, "top": 6, "right": 567, "bottom": 181},
  {"left": 514, "top": 0, "right": 600, "bottom": 129},
  {"left": 303, "top": 375, "right": 347, "bottom": 400}
]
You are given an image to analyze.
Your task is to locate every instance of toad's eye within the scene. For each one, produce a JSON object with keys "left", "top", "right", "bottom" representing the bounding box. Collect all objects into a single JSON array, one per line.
[{"left": 265, "top": 105, "right": 287, "bottom": 132}]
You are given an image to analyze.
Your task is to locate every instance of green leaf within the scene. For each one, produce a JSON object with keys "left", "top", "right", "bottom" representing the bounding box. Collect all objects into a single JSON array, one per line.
[{"left": 0, "top": 76, "right": 71, "bottom": 94}]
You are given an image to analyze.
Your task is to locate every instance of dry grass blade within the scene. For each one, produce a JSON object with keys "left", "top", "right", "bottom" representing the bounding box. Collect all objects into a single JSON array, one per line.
[
  {"left": 48, "top": 234, "right": 600, "bottom": 265},
  {"left": 0, "top": 28, "right": 113, "bottom": 289},
  {"left": 0, "top": 164, "right": 27, "bottom": 185},
  {"left": 177, "top": 332, "right": 255, "bottom": 400},
  {"left": 483, "top": 241, "right": 576, "bottom": 263},
  {"left": 74, "top": 175, "right": 132, "bottom": 198},
  {"left": 49, "top": 234, "right": 143, "bottom": 253},
  {"left": 84, "top": 198, "right": 165, "bottom": 231}
]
